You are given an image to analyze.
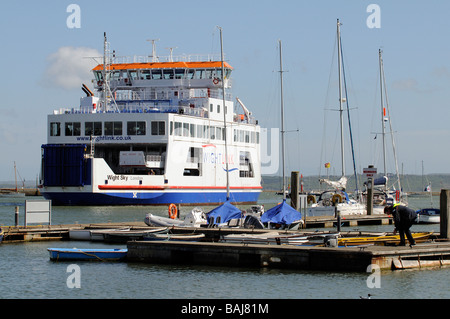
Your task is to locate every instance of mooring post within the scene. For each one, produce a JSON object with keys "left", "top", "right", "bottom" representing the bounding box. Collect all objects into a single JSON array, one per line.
[
  {"left": 290, "top": 171, "right": 299, "bottom": 211},
  {"left": 440, "top": 189, "right": 450, "bottom": 239},
  {"left": 15, "top": 206, "right": 19, "bottom": 226}
]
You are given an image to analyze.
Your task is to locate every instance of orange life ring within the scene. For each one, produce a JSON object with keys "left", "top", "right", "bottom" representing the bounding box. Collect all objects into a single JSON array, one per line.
[
  {"left": 213, "top": 78, "right": 219, "bottom": 85},
  {"left": 168, "top": 204, "right": 177, "bottom": 219}
]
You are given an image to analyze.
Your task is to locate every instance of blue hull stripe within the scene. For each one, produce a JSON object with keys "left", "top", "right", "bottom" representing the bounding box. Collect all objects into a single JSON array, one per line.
[{"left": 42, "top": 191, "right": 260, "bottom": 206}]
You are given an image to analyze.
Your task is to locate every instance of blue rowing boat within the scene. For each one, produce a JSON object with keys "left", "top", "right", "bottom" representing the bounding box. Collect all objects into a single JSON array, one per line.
[{"left": 48, "top": 248, "right": 127, "bottom": 261}]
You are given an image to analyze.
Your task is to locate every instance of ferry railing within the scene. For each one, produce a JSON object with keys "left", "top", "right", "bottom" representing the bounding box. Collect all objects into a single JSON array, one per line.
[{"left": 112, "top": 54, "right": 223, "bottom": 64}]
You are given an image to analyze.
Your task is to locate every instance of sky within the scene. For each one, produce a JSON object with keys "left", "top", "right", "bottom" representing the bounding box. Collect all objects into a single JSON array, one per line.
[{"left": 1, "top": 0, "right": 450, "bottom": 184}]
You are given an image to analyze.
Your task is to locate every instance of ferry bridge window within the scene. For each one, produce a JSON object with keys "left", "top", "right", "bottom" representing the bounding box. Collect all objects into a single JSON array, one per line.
[
  {"left": 65, "top": 122, "right": 81, "bottom": 136},
  {"left": 140, "top": 70, "right": 151, "bottom": 80},
  {"left": 50, "top": 122, "right": 60, "bottom": 136},
  {"left": 163, "top": 69, "right": 174, "bottom": 80},
  {"left": 127, "top": 121, "right": 146, "bottom": 135},
  {"left": 175, "top": 69, "right": 185, "bottom": 79},
  {"left": 129, "top": 71, "right": 138, "bottom": 80},
  {"left": 214, "top": 69, "right": 222, "bottom": 79},
  {"left": 94, "top": 71, "right": 103, "bottom": 82},
  {"left": 151, "top": 70, "right": 162, "bottom": 80},
  {"left": 85, "top": 122, "right": 102, "bottom": 136},
  {"left": 151, "top": 121, "right": 165, "bottom": 136},
  {"left": 196, "top": 69, "right": 206, "bottom": 79},
  {"left": 186, "top": 70, "right": 195, "bottom": 79},
  {"left": 105, "top": 122, "right": 123, "bottom": 136}
]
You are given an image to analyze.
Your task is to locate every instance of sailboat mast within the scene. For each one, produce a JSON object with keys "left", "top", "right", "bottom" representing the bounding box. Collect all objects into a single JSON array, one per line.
[
  {"left": 279, "top": 40, "right": 287, "bottom": 200},
  {"left": 380, "top": 49, "right": 402, "bottom": 194},
  {"left": 219, "top": 27, "right": 230, "bottom": 201},
  {"left": 337, "top": 19, "right": 345, "bottom": 177},
  {"left": 379, "top": 49, "right": 387, "bottom": 180}
]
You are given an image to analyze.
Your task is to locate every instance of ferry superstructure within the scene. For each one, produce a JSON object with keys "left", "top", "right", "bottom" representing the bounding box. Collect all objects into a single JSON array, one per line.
[{"left": 39, "top": 34, "right": 262, "bottom": 205}]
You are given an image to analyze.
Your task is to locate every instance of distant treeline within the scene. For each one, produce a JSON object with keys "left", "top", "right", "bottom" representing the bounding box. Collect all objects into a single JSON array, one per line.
[{"left": 262, "top": 174, "right": 450, "bottom": 193}]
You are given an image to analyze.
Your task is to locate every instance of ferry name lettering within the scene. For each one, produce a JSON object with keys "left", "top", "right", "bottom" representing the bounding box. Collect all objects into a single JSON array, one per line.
[
  {"left": 107, "top": 175, "right": 129, "bottom": 182},
  {"left": 203, "top": 152, "right": 234, "bottom": 165}
]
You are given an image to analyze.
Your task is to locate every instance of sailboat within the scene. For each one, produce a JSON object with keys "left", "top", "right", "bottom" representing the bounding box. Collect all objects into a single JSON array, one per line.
[
  {"left": 415, "top": 161, "right": 440, "bottom": 224},
  {"left": 308, "top": 19, "right": 366, "bottom": 216},
  {"left": 367, "top": 49, "right": 406, "bottom": 214},
  {"left": 0, "top": 162, "right": 26, "bottom": 198},
  {"left": 262, "top": 40, "right": 303, "bottom": 230}
]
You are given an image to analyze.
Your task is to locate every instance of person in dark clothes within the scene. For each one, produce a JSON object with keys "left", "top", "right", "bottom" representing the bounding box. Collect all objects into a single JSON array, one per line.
[{"left": 384, "top": 204, "right": 417, "bottom": 247}]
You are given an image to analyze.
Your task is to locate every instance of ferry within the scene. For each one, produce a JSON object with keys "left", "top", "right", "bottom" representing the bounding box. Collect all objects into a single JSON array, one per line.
[{"left": 39, "top": 33, "right": 262, "bottom": 205}]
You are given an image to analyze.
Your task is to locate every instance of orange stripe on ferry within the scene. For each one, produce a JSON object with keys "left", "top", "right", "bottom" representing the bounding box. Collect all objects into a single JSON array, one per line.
[{"left": 92, "top": 61, "right": 233, "bottom": 71}]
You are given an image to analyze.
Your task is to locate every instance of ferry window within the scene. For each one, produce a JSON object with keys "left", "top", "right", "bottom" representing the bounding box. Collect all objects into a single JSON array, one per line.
[
  {"left": 210, "top": 126, "right": 215, "bottom": 140},
  {"left": 183, "top": 123, "right": 189, "bottom": 137},
  {"left": 196, "top": 69, "right": 205, "bottom": 79},
  {"left": 175, "top": 69, "right": 185, "bottom": 79},
  {"left": 163, "top": 69, "right": 174, "bottom": 80},
  {"left": 111, "top": 71, "right": 120, "bottom": 80},
  {"left": 203, "top": 125, "right": 209, "bottom": 139},
  {"left": 251, "top": 132, "right": 255, "bottom": 144},
  {"left": 129, "top": 71, "right": 138, "bottom": 80},
  {"left": 245, "top": 131, "right": 250, "bottom": 143},
  {"left": 65, "top": 122, "right": 81, "bottom": 136},
  {"left": 114, "top": 122, "right": 123, "bottom": 135},
  {"left": 190, "top": 124, "right": 196, "bottom": 137},
  {"left": 174, "top": 122, "right": 182, "bottom": 136},
  {"left": 239, "top": 130, "right": 244, "bottom": 143},
  {"left": 197, "top": 125, "right": 203, "bottom": 138},
  {"left": 217, "top": 104, "right": 220, "bottom": 113},
  {"left": 256, "top": 132, "right": 260, "bottom": 144},
  {"left": 127, "top": 121, "right": 146, "bottom": 135},
  {"left": 210, "top": 103, "right": 213, "bottom": 113},
  {"left": 215, "top": 69, "right": 222, "bottom": 79},
  {"left": 170, "top": 121, "right": 173, "bottom": 135},
  {"left": 152, "top": 70, "right": 162, "bottom": 80},
  {"left": 186, "top": 70, "right": 195, "bottom": 79},
  {"left": 239, "top": 151, "right": 253, "bottom": 178},
  {"left": 94, "top": 71, "right": 103, "bottom": 82},
  {"left": 105, "top": 122, "right": 122, "bottom": 136},
  {"left": 141, "top": 70, "right": 151, "bottom": 80},
  {"left": 225, "top": 69, "right": 232, "bottom": 79},
  {"left": 233, "top": 129, "right": 237, "bottom": 142},
  {"left": 50, "top": 122, "right": 60, "bottom": 136},
  {"left": 216, "top": 127, "right": 222, "bottom": 140},
  {"left": 205, "top": 70, "right": 213, "bottom": 79},
  {"left": 85, "top": 122, "right": 102, "bottom": 136},
  {"left": 151, "top": 121, "right": 165, "bottom": 136}
]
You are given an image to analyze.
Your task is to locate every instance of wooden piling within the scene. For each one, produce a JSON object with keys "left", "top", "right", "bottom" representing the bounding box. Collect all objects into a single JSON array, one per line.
[
  {"left": 290, "top": 171, "right": 299, "bottom": 210},
  {"left": 440, "top": 189, "right": 450, "bottom": 239}
]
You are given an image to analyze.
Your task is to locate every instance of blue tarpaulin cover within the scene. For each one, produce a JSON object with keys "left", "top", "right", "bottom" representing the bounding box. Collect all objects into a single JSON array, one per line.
[
  {"left": 261, "top": 200, "right": 302, "bottom": 225},
  {"left": 206, "top": 201, "right": 242, "bottom": 225}
]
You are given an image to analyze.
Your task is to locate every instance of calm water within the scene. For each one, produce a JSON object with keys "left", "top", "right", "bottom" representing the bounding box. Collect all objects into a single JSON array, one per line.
[{"left": 0, "top": 192, "right": 448, "bottom": 299}]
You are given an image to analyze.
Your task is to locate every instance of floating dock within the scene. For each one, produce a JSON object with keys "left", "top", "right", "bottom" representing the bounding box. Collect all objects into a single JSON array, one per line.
[{"left": 126, "top": 239, "right": 450, "bottom": 272}]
